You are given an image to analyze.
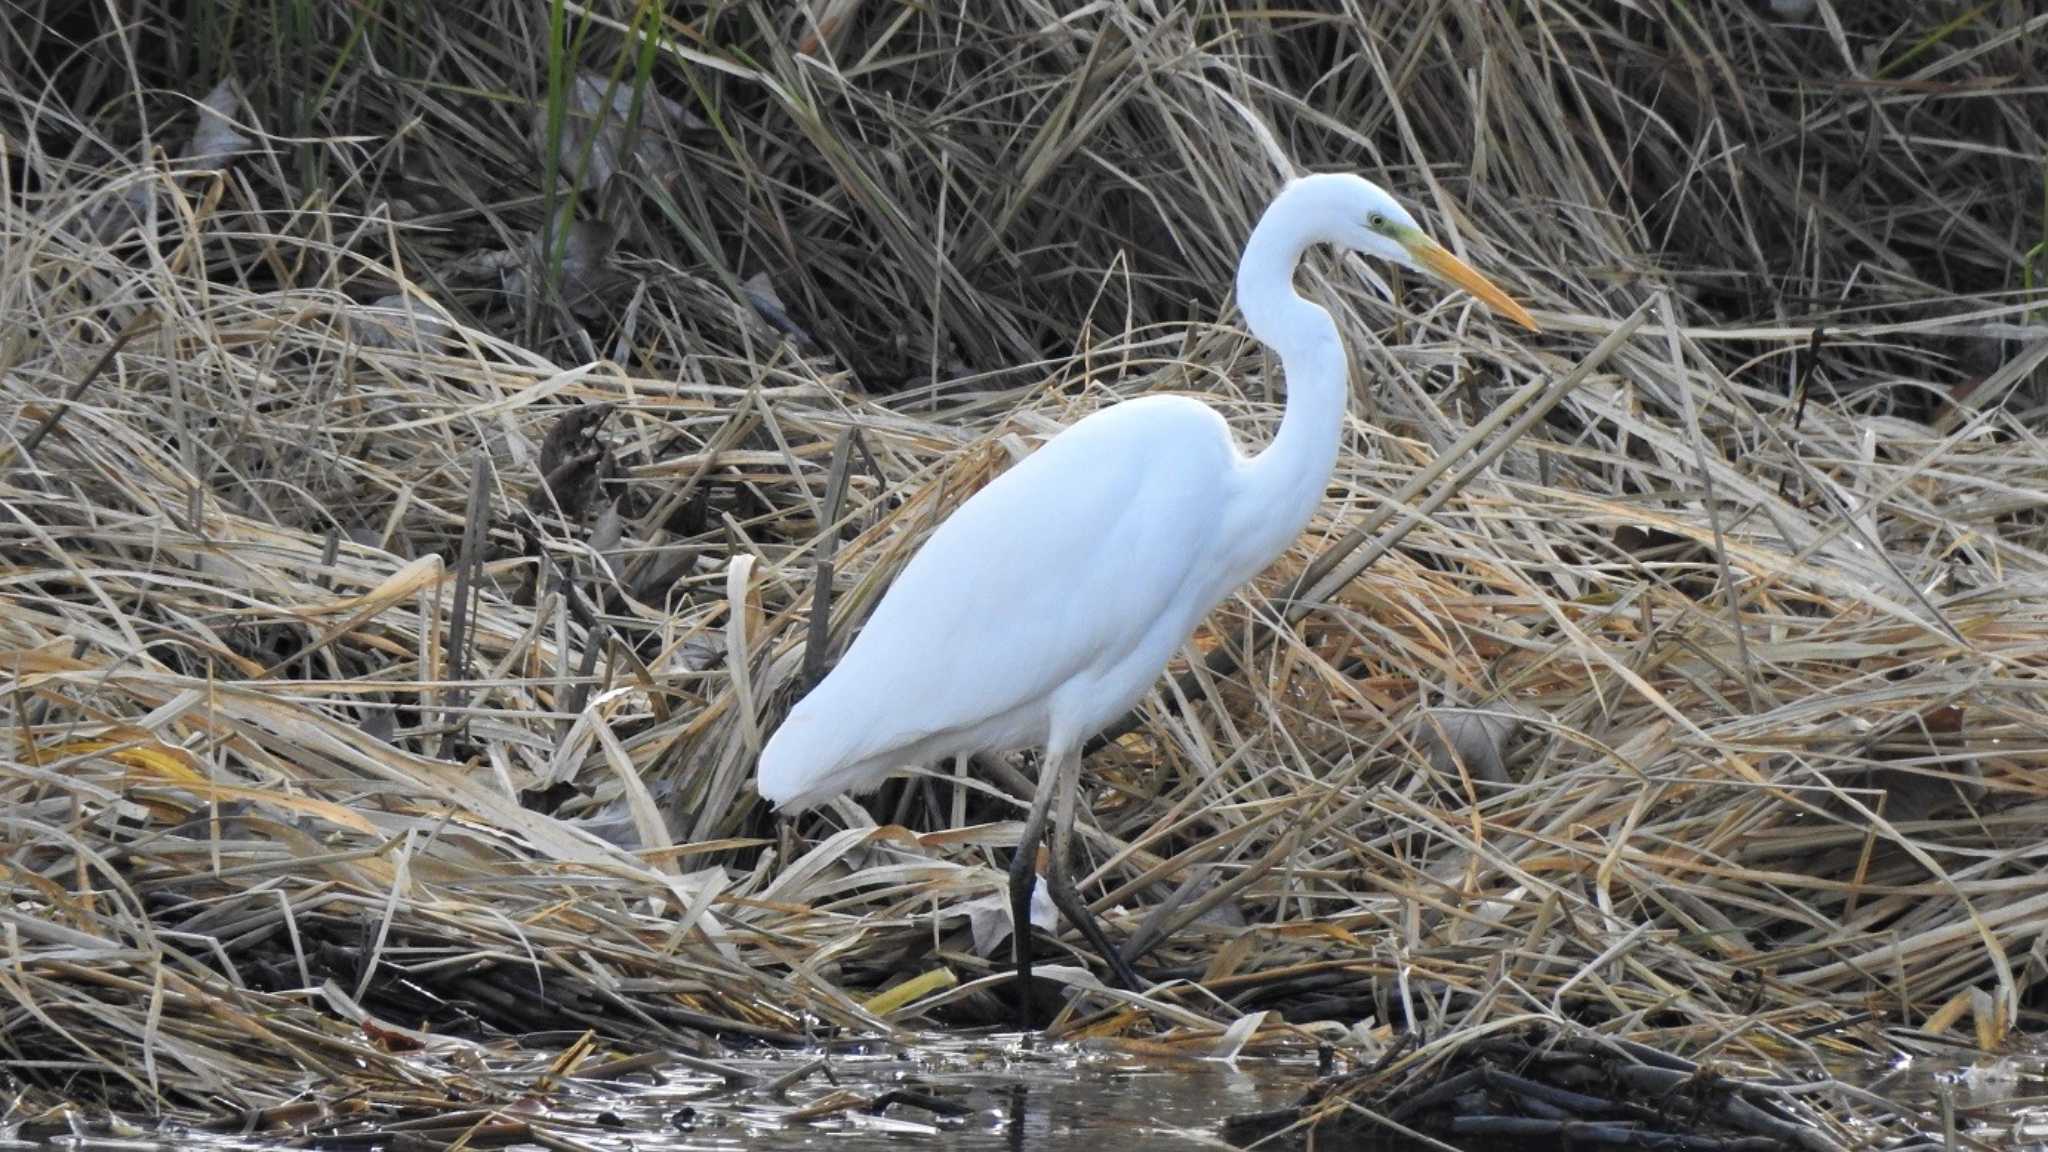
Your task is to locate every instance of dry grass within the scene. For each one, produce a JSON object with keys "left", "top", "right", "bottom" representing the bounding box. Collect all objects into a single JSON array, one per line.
[{"left": 3, "top": 0, "right": 2047, "bottom": 1137}]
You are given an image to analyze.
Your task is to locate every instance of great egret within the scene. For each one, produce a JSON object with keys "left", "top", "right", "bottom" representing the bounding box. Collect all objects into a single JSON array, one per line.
[{"left": 757, "top": 172, "right": 1537, "bottom": 1025}]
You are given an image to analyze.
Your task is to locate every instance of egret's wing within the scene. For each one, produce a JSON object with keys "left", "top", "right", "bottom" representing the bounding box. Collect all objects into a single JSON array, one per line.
[{"left": 763, "top": 399, "right": 1230, "bottom": 796}]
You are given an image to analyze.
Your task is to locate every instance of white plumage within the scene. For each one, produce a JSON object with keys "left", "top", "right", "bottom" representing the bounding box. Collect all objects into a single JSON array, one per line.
[
  {"left": 759, "top": 394, "right": 1259, "bottom": 810},
  {"left": 754, "top": 172, "right": 1537, "bottom": 1021}
]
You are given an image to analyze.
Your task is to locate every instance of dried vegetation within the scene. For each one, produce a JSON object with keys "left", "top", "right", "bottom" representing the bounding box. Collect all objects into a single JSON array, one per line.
[{"left": 2, "top": 0, "right": 2047, "bottom": 1143}]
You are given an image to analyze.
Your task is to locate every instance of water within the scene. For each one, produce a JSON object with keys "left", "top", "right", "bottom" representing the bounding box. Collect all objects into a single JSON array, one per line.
[
  {"left": 8, "top": 1040, "right": 1322, "bottom": 1151},
  {"left": 20, "top": 1041, "right": 2048, "bottom": 1150},
  {"left": 1867, "top": 1048, "right": 2048, "bottom": 1149}
]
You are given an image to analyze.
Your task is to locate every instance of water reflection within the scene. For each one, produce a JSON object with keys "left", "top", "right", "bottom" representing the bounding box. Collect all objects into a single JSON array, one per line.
[
  {"left": 1862, "top": 1050, "right": 2048, "bottom": 1151},
  {"left": 34, "top": 1044, "right": 2048, "bottom": 1151},
  {"left": 1004, "top": 1081, "right": 1030, "bottom": 1152},
  {"left": 15, "top": 1041, "right": 1319, "bottom": 1152}
]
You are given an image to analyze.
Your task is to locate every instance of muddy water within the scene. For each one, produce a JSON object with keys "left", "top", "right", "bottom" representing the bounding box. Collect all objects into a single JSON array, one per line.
[
  {"left": 620, "top": 1045, "right": 1319, "bottom": 1149},
  {"left": 19, "top": 1042, "right": 2048, "bottom": 1150},
  {"left": 12, "top": 1041, "right": 1322, "bottom": 1151}
]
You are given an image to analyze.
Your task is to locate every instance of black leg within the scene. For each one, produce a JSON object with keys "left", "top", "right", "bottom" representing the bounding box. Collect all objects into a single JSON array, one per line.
[
  {"left": 1043, "top": 744, "right": 1142, "bottom": 990},
  {"left": 1007, "top": 836, "right": 1040, "bottom": 1031},
  {"left": 1009, "top": 747, "right": 1063, "bottom": 1032},
  {"left": 1043, "top": 851, "right": 1143, "bottom": 990}
]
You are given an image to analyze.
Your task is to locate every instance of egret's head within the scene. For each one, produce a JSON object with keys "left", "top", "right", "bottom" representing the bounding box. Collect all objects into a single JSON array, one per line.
[{"left": 1282, "top": 172, "right": 1540, "bottom": 331}]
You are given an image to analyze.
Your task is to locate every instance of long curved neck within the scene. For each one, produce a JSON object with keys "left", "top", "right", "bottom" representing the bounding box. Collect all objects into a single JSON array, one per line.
[{"left": 1230, "top": 201, "right": 1348, "bottom": 578}]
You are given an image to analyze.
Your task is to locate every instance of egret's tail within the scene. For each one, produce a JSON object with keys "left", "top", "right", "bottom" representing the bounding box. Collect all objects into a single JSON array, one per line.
[
  {"left": 755, "top": 714, "right": 817, "bottom": 809},
  {"left": 756, "top": 710, "right": 874, "bottom": 812}
]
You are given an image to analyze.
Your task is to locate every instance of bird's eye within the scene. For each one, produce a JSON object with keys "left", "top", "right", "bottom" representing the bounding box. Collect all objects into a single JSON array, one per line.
[{"left": 1366, "top": 213, "right": 1387, "bottom": 230}]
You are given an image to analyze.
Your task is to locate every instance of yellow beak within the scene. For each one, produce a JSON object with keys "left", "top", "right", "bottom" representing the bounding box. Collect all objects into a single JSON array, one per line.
[{"left": 1402, "top": 234, "right": 1541, "bottom": 332}]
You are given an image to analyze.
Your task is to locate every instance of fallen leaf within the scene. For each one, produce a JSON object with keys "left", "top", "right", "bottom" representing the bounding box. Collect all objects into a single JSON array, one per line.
[{"left": 954, "top": 877, "right": 1055, "bottom": 956}]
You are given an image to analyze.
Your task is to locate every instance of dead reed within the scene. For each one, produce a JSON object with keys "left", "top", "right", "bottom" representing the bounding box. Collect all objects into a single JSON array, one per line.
[{"left": 2, "top": 0, "right": 2045, "bottom": 1140}]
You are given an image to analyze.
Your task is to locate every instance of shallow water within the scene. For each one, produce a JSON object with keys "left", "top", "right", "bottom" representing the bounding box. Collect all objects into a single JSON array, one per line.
[
  {"left": 19, "top": 1040, "right": 2048, "bottom": 1150},
  {"left": 1866, "top": 1047, "right": 2048, "bottom": 1149},
  {"left": 10, "top": 1040, "right": 1321, "bottom": 1151}
]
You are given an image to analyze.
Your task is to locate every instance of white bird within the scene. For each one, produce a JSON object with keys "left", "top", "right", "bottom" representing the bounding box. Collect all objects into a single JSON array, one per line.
[{"left": 756, "top": 172, "right": 1537, "bottom": 1024}]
